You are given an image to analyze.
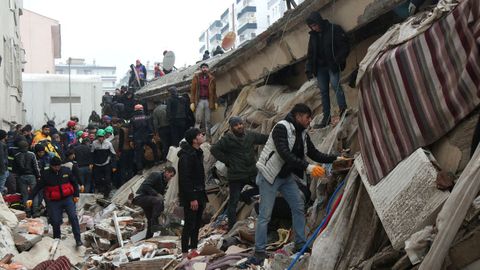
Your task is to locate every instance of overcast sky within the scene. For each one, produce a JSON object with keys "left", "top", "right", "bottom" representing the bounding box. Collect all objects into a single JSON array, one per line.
[{"left": 23, "top": 0, "right": 230, "bottom": 78}]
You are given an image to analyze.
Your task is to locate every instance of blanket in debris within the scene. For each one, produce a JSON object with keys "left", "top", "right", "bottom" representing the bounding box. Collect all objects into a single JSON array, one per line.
[{"left": 358, "top": 0, "right": 480, "bottom": 185}]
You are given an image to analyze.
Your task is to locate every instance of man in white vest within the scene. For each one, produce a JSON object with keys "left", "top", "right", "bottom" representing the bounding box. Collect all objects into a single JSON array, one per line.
[{"left": 244, "top": 103, "right": 340, "bottom": 266}]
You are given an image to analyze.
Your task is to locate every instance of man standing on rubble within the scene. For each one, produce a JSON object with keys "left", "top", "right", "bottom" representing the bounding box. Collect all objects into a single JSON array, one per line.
[
  {"left": 244, "top": 103, "right": 339, "bottom": 266},
  {"left": 305, "top": 12, "right": 349, "bottom": 128},
  {"left": 178, "top": 128, "right": 208, "bottom": 259},
  {"left": 129, "top": 104, "right": 159, "bottom": 175},
  {"left": 133, "top": 167, "right": 176, "bottom": 238},
  {"left": 167, "top": 86, "right": 187, "bottom": 147},
  {"left": 211, "top": 116, "right": 268, "bottom": 230},
  {"left": 27, "top": 156, "right": 83, "bottom": 247},
  {"left": 190, "top": 63, "right": 217, "bottom": 138},
  {"left": 91, "top": 129, "right": 116, "bottom": 198}
]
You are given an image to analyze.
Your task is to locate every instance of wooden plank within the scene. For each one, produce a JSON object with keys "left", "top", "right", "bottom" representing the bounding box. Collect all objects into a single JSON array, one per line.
[
  {"left": 355, "top": 149, "right": 450, "bottom": 249},
  {"left": 113, "top": 211, "right": 124, "bottom": 247},
  {"left": 419, "top": 146, "right": 480, "bottom": 270}
]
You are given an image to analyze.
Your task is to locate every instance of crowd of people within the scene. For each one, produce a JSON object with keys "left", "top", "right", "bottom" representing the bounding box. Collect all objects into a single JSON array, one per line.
[{"left": 0, "top": 12, "right": 354, "bottom": 265}]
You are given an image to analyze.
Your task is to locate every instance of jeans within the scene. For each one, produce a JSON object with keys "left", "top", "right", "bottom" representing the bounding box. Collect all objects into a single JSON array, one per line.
[
  {"left": 181, "top": 202, "right": 205, "bottom": 253},
  {"left": 46, "top": 196, "right": 81, "bottom": 242},
  {"left": 133, "top": 195, "right": 164, "bottom": 238},
  {"left": 0, "top": 171, "right": 8, "bottom": 193},
  {"left": 316, "top": 67, "right": 347, "bottom": 120},
  {"left": 78, "top": 166, "right": 93, "bottom": 193},
  {"left": 194, "top": 99, "right": 211, "bottom": 135},
  {"left": 254, "top": 172, "right": 306, "bottom": 254},
  {"left": 18, "top": 175, "right": 42, "bottom": 213}
]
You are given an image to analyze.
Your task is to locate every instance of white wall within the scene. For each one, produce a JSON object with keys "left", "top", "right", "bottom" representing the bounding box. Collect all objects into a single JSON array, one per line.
[
  {"left": 22, "top": 74, "right": 103, "bottom": 129},
  {"left": 0, "top": 0, "right": 25, "bottom": 131},
  {"left": 20, "top": 9, "right": 60, "bottom": 74}
]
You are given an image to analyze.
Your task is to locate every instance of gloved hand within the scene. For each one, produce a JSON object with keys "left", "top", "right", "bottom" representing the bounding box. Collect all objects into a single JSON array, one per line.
[
  {"left": 26, "top": 200, "right": 33, "bottom": 208},
  {"left": 306, "top": 72, "right": 314, "bottom": 80},
  {"left": 73, "top": 197, "right": 79, "bottom": 203},
  {"left": 80, "top": 185, "right": 85, "bottom": 193},
  {"left": 307, "top": 164, "right": 326, "bottom": 178},
  {"left": 408, "top": 2, "right": 417, "bottom": 15},
  {"left": 190, "top": 103, "right": 196, "bottom": 112}
]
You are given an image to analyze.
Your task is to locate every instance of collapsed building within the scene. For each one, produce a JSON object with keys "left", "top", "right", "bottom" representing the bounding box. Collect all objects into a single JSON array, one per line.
[{"left": 0, "top": 0, "right": 479, "bottom": 269}]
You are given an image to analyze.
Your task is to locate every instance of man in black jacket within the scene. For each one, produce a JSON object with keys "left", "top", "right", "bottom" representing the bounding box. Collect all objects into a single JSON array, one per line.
[
  {"left": 14, "top": 140, "right": 41, "bottom": 216},
  {"left": 305, "top": 12, "right": 349, "bottom": 128},
  {"left": 211, "top": 117, "right": 268, "bottom": 230},
  {"left": 129, "top": 104, "right": 159, "bottom": 175},
  {"left": 74, "top": 138, "right": 93, "bottom": 193},
  {"left": 178, "top": 128, "right": 207, "bottom": 259},
  {"left": 133, "top": 167, "right": 176, "bottom": 238},
  {"left": 27, "top": 157, "right": 82, "bottom": 247},
  {"left": 167, "top": 87, "right": 187, "bottom": 147}
]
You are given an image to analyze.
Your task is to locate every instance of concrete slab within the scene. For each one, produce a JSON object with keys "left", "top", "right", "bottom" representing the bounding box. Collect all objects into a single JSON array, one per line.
[
  {"left": 13, "top": 236, "right": 86, "bottom": 268},
  {"left": 0, "top": 195, "right": 18, "bottom": 229},
  {"left": 355, "top": 149, "right": 450, "bottom": 249}
]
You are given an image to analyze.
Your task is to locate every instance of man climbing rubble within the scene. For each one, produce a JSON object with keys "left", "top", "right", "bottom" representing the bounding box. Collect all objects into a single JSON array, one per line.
[
  {"left": 305, "top": 11, "right": 349, "bottom": 128},
  {"left": 243, "top": 103, "right": 341, "bottom": 267},
  {"left": 132, "top": 167, "right": 176, "bottom": 238},
  {"left": 27, "top": 156, "right": 83, "bottom": 247},
  {"left": 178, "top": 128, "right": 208, "bottom": 260},
  {"left": 211, "top": 116, "right": 268, "bottom": 230}
]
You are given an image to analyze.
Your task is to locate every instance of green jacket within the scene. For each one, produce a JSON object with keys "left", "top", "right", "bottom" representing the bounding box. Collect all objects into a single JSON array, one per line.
[{"left": 211, "top": 131, "right": 268, "bottom": 182}]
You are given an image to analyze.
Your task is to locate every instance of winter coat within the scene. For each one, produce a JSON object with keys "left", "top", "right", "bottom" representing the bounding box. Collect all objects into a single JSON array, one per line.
[
  {"left": 129, "top": 111, "right": 154, "bottom": 142},
  {"left": 177, "top": 142, "right": 208, "bottom": 206},
  {"left": 305, "top": 12, "right": 350, "bottom": 75},
  {"left": 191, "top": 72, "right": 217, "bottom": 110},
  {"left": 74, "top": 144, "right": 93, "bottom": 167},
  {"left": 152, "top": 104, "right": 169, "bottom": 130},
  {"left": 14, "top": 150, "right": 41, "bottom": 177},
  {"left": 256, "top": 114, "right": 337, "bottom": 183},
  {"left": 91, "top": 140, "right": 116, "bottom": 166},
  {"left": 211, "top": 131, "right": 268, "bottom": 182},
  {"left": 30, "top": 166, "right": 79, "bottom": 201},
  {"left": 167, "top": 95, "right": 187, "bottom": 125},
  {"left": 135, "top": 172, "right": 167, "bottom": 197}
]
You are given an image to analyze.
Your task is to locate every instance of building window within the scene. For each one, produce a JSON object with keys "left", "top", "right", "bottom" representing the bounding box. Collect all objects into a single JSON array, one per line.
[
  {"left": 50, "top": 96, "right": 81, "bottom": 103},
  {"left": 251, "top": 33, "right": 256, "bottom": 38}
]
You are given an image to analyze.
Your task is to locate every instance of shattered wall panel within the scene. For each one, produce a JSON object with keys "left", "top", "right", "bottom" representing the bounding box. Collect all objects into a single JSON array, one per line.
[{"left": 355, "top": 149, "right": 450, "bottom": 249}]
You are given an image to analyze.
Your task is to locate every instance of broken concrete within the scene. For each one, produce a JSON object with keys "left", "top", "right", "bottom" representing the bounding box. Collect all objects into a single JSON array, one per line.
[
  {"left": 0, "top": 224, "right": 18, "bottom": 258},
  {"left": 355, "top": 149, "right": 450, "bottom": 250},
  {"left": 13, "top": 232, "right": 42, "bottom": 252},
  {"left": 13, "top": 236, "right": 86, "bottom": 269},
  {"left": 0, "top": 196, "right": 18, "bottom": 229}
]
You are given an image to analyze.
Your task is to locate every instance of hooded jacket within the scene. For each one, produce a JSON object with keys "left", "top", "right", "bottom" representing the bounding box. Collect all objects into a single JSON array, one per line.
[
  {"left": 177, "top": 141, "right": 208, "bottom": 206},
  {"left": 305, "top": 12, "right": 350, "bottom": 75}
]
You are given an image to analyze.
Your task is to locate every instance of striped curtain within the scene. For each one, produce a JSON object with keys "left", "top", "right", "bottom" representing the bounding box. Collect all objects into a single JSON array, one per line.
[{"left": 358, "top": 0, "right": 480, "bottom": 185}]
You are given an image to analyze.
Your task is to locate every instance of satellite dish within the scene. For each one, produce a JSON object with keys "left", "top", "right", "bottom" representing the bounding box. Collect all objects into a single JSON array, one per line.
[
  {"left": 222, "top": 32, "right": 236, "bottom": 51},
  {"left": 162, "top": 51, "right": 176, "bottom": 72}
]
